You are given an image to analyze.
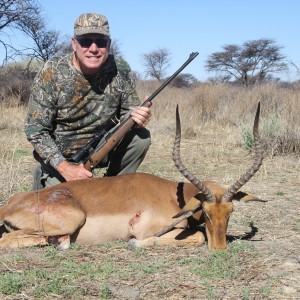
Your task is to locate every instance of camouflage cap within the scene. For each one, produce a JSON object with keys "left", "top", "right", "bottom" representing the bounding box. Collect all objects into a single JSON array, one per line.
[{"left": 74, "top": 13, "right": 110, "bottom": 36}]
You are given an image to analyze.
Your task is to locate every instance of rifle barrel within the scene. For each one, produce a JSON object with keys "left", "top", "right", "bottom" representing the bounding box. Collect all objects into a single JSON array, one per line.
[{"left": 140, "top": 52, "right": 199, "bottom": 106}]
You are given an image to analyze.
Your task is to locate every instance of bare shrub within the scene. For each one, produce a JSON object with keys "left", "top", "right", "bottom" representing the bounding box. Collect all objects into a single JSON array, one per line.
[
  {"left": 0, "top": 61, "right": 39, "bottom": 104},
  {"left": 241, "top": 113, "right": 300, "bottom": 156}
]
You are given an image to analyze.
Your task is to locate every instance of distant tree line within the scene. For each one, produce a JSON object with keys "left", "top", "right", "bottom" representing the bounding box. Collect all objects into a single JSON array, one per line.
[{"left": 0, "top": 0, "right": 298, "bottom": 104}]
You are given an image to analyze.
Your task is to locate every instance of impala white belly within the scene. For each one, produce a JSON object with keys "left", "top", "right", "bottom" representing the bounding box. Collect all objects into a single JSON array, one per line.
[
  {"left": 75, "top": 210, "right": 176, "bottom": 244},
  {"left": 76, "top": 215, "right": 131, "bottom": 243}
]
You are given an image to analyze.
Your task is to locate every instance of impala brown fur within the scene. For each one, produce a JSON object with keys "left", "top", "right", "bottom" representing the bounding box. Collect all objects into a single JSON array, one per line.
[{"left": 0, "top": 103, "right": 264, "bottom": 251}]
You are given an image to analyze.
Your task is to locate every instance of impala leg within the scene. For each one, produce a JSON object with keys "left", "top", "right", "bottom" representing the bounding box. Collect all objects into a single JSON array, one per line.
[
  {"left": 56, "top": 235, "right": 71, "bottom": 250},
  {"left": 47, "top": 234, "right": 71, "bottom": 250},
  {"left": 0, "top": 229, "right": 48, "bottom": 248},
  {"left": 129, "top": 229, "right": 205, "bottom": 247},
  {"left": 0, "top": 204, "right": 86, "bottom": 250},
  {"left": 0, "top": 230, "right": 73, "bottom": 250}
]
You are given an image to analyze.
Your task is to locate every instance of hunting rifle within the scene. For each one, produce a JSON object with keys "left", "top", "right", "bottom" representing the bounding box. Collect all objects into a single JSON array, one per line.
[{"left": 71, "top": 52, "right": 199, "bottom": 171}]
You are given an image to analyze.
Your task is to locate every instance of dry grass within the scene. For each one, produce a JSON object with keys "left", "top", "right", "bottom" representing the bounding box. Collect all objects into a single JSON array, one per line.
[
  {"left": 0, "top": 83, "right": 299, "bottom": 299},
  {"left": 138, "top": 81, "right": 300, "bottom": 156},
  {"left": 0, "top": 101, "right": 33, "bottom": 202}
]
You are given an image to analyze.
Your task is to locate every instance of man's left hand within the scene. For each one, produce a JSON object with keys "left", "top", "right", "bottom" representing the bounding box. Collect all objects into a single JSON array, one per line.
[{"left": 131, "top": 106, "right": 151, "bottom": 128}]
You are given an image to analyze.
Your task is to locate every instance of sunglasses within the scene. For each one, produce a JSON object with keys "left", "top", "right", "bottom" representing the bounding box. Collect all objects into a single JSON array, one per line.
[{"left": 76, "top": 37, "right": 109, "bottom": 48}]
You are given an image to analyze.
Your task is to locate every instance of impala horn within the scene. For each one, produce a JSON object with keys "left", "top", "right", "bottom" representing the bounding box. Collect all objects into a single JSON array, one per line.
[
  {"left": 172, "top": 105, "right": 216, "bottom": 202},
  {"left": 221, "top": 102, "right": 264, "bottom": 202}
]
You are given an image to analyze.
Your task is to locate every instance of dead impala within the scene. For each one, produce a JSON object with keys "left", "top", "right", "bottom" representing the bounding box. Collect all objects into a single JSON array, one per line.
[{"left": 0, "top": 102, "right": 265, "bottom": 251}]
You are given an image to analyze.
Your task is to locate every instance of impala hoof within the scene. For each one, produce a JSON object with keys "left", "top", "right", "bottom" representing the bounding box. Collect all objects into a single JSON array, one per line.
[
  {"left": 127, "top": 238, "right": 138, "bottom": 248},
  {"left": 48, "top": 235, "right": 70, "bottom": 251}
]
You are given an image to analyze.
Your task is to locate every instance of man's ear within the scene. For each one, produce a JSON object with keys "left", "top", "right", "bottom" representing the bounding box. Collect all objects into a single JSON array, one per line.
[
  {"left": 107, "top": 38, "right": 111, "bottom": 51},
  {"left": 71, "top": 37, "right": 77, "bottom": 52}
]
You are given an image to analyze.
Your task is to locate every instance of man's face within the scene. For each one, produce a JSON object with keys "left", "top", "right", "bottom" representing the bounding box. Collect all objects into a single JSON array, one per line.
[{"left": 72, "top": 33, "right": 111, "bottom": 75}]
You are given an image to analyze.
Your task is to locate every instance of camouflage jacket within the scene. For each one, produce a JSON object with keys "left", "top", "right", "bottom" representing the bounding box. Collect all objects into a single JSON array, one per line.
[{"left": 24, "top": 53, "right": 141, "bottom": 168}]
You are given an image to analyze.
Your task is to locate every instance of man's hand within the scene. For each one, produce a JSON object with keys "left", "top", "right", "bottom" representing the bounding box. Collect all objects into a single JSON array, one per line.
[
  {"left": 56, "top": 160, "right": 93, "bottom": 181},
  {"left": 131, "top": 106, "right": 151, "bottom": 128}
]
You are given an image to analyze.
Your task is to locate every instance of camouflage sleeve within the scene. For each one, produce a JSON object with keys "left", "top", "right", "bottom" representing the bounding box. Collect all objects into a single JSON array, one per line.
[
  {"left": 24, "top": 62, "right": 65, "bottom": 169},
  {"left": 115, "top": 58, "right": 141, "bottom": 120}
]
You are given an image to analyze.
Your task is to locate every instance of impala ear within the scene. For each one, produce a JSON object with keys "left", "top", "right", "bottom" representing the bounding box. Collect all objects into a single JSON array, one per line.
[
  {"left": 233, "top": 191, "right": 267, "bottom": 202},
  {"left": 173, "top": 197, "right": 202, "bottom": 218}
]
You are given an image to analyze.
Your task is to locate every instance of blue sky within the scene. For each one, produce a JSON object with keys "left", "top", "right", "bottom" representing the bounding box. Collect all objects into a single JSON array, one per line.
[{"left": 3, "top": 0, "right": 300, "bottom": 81}]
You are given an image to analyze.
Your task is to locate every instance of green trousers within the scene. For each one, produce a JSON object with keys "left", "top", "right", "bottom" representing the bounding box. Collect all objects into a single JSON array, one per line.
[{"left": 32, "top": 127, "right": 151, "bottom": 190}]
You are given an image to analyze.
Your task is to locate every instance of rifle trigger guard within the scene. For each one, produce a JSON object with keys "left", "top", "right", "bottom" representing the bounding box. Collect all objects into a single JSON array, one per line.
[{"left": 87, "top": 157, "right": 95, "bottom": 172}]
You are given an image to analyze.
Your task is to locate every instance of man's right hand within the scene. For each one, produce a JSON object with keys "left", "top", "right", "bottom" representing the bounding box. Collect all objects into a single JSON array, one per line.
[{"left": 56, "top": 160, "right": 93, "bottom": 181}]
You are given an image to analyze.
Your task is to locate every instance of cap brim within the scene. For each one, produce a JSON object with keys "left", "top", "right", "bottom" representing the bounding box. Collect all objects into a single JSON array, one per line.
[{"left": 74, "top": 28, "right": 110, "bottom": 36}]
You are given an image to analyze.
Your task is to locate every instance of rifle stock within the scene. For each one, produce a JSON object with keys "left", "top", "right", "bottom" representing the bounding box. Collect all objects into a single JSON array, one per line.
[
  {"left": 83, "top": 52, "right": 199, "bottom": 171},
  {"left": 84, "top": 101, "right": 152, "bottom": 171}
]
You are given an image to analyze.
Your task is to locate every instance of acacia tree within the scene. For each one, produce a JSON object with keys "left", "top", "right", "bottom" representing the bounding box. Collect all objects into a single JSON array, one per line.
[
  {"left": 0, "top": 0, "right": 41, "bottom": 62},
  {"left": 141, "top": 48, "right": 171, "bottom": 81},
  {"left": 0, "top": 0, "right": 67, "bottom": 63},
  {"left": 205, "top": 38, "right": 288, "bottom": 85},
  {"left": 0, "top": 0, "right": 70, "bottom": 102},
  {"left": 20, "top": 16, "right": 68, "bottom": 62}
]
